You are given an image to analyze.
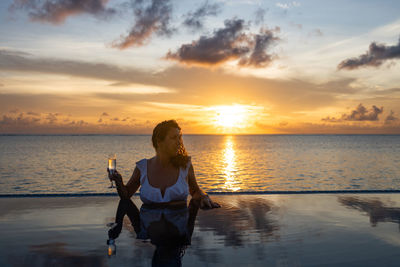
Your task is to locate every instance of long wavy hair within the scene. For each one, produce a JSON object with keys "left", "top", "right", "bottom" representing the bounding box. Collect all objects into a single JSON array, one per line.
[{"left": 152, "top": 120, "right": 190, "bottom": 169}]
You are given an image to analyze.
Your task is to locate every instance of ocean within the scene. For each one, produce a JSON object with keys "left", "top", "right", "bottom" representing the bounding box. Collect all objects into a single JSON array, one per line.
[{"left": 1, "top": 135, "right": 400, "bottom": 195}]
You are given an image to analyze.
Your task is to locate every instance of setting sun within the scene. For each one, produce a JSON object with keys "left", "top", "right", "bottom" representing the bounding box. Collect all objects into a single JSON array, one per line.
[{"left": 212, "top": 105, "right": 249, "bottom": 128}]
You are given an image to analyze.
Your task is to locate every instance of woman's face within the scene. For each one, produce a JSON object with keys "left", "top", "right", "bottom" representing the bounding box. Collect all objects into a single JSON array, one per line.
[{"left": 158, "top": 127, "right": 183, "bottom": 157}]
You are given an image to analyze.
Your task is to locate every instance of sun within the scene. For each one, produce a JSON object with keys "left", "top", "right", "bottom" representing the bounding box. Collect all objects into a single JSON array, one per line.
[{"left": 212, "top": 105, "right": 249, "bottom": 128}]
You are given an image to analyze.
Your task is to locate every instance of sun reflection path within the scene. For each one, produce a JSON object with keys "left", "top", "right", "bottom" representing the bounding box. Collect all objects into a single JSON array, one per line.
[{"left": 222, "top": 136, "right": 241, "bottom": 191}]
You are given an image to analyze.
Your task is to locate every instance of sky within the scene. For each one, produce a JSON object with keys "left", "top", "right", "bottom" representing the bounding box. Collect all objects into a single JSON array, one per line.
[{"left": 1, "top": 0, "right": 400, "bottom": 134}]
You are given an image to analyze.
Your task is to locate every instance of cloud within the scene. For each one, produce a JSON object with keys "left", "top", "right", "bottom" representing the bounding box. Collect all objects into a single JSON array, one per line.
[
  {"left": 0, "top": 114, "right": 41, "bottom": 127},
  {"left": 0, "top": 111, "right": 154, "bottom": 134},
  {"left": 385, "top": 110, "right": 398, "bottom": 124},
  {"left": 0, "top": 49, "right": 154, "bottom": 85},
  {"left": 166, "top": 19, "right": 249, "bottom": 65},
  {"left": 370, "top": 87, "right": 400, "bottom": 96},
  {"left": 166, "top": 19, "right": 280, "bottom": 68},
  {"left": 308, "top": 28, "right": 323, "bottom": 37},
  {"left": 275, "top": 1, "right": 301, "bottom": 9},
  {"left": 183, "top": 1, "right": 221, "bottom": 31},
  {"left": 111, "top": 0, "right": 174, "bottom": 49},
  {"left": 0, "top": 92, "right": 81, "bottom": 117},
  {"left": 338, "top": 36, "right": 400, "bottom": 70},
  {"left": 9, "top": 0, "right": 116, "bottom": 24},
  {"left": 254, "top": 8, "right": 267, "bottom": 25},
  {"left": 27, "top": 111, "right": 40, "bottom": 116},
  {"left": 170, "top": 19, "right": 248, "bottom": 64},
  {"left": 238, "top": 27, "right": 280, "bottom": 68},
  {"left": 0, "top": 50, "right": 359, "bottom": 114},
  {"left": 341, "top": 104, "right": 383, "bottom": 121},
  {"left": 290, "top": 22, "right": 302, "bottom": 30},
  {"left": 46, "top": 112, "right": 59, "bottom": 123},
  {"left": 68, "top": 120, "right": 88, "bottom": 126},
  {"left": 322, "top": 104, "right": 384, "bottom": 122}
]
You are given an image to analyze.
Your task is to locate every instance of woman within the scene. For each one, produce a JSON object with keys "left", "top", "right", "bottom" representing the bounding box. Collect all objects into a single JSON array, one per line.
[{"left": 108, "top": 120, "right": 220, "bottom": 209}]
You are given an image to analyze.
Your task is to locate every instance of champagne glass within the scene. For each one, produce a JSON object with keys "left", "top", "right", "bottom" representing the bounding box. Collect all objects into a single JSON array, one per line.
[
  {"left": 108, "top": 154, "right": 116, "bottom": 188},
  {"left": 107, "top": 238, "right": 116, "bottom": 256}
]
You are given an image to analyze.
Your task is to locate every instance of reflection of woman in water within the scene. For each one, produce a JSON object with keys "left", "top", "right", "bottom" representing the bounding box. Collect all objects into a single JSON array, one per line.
[
  {"left": 108, "top": 198, "right": 199, "bottom": 265},
  {"left": 108, "top": 120, "right": 220, "bottom": 209}
]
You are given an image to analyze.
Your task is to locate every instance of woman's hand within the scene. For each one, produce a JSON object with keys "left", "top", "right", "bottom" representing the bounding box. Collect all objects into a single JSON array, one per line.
[
  {"left": 188, "top": 164, "right": 220, "bottom": 209},
  {"left": 199, "top": 194, "right": 220, "bottom": 209},
  {"left": 107, "top": 168, "right": 122, "bottom": 183}
]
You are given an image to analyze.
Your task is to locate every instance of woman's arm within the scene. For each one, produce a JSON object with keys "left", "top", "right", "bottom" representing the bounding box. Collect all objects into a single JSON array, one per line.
[
  {"left": 188, "top": 164, "right": 206, "bottom": 199},
  {"left": 188, "top": 164, "right": 220, "bottom": 209},
  {"left": 109, "top": 167, "right": 141, "bottom": 199}
]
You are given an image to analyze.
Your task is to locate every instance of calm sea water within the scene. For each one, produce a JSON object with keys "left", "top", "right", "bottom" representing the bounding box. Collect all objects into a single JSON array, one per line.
[{"left": 0, "top": 135, "right": 400, "bottom": 194}]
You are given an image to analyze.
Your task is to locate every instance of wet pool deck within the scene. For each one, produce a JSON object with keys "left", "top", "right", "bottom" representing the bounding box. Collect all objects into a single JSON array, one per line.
[{"left": 1, "top": 194, "right": 400, "bottom": 266}]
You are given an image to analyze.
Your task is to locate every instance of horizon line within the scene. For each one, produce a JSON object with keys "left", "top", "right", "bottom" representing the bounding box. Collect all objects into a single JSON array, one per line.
[
  {"left": 2, "top": 190, "right": 400, "bottom": 198},
  {"left": 1, "top": 133, "right": 400, "bottom": 136}
]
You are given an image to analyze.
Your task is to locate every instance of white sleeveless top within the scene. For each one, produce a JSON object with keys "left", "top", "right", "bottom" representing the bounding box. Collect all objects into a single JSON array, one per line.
[{"left": 136, "top": 158, "right": 190, "bottom": 204}]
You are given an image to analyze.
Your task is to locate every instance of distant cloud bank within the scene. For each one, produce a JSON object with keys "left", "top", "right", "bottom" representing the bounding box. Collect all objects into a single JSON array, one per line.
[
  {"left": 321, "top": 103, "right": 399, "bottom": 123},
  {"left": 0, "top": 110, "right": 151, "bottom": 134}
]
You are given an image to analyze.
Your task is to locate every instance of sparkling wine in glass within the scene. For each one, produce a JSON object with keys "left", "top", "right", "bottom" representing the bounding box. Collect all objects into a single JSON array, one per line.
[{"left": 108, "top": 154, "right": 116, "bottom": 188}]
